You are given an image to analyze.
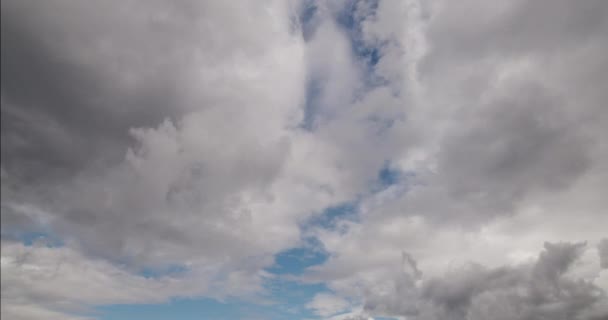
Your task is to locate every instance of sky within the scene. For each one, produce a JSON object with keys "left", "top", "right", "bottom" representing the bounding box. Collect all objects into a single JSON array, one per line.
[{"left": 1, "top": 0, "right": 608, "bottom": 319}]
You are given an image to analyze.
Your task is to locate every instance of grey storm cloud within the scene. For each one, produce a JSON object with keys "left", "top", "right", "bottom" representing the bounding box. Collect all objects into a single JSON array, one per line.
[
  {"left": 433, "top": 83, "right": 591, "bottom": 216},
  {"left": 1, "top": 0, "right": 308, "bottom": 264},
  {"left": 0, "top": 0, "right": 191, "bottom": 182},
  {"left": 361, "top": 242, "right": 605, "bottom": 320},
  {"left": 1, "top": 3, "right": 317, "bottom": 316}
]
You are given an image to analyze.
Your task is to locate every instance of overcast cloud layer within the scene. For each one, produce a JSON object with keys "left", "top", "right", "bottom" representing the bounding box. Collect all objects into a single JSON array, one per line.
[{"left": 1, "top": 0, "right": 607, "bottom": 319}]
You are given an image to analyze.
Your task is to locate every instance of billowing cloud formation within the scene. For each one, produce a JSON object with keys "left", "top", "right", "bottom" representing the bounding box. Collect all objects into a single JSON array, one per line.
[
  {"left": 1, "top": 0, "right": 607, "bottom": 319},
  {"left": 304, "top": 242, "right": 608, "bottom": 319},
  {"left": 302, "top": 0, "right": 608, "bottom": 318},
  {"left": 3, "top": 0, "right": 319, "bottom": 266},
  {"left": 361, "top": 242, "right": 605, "bottom": 320}
]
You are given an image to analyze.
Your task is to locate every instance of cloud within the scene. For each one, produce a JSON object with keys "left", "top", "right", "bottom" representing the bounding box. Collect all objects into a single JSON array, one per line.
[
  {"left": 1, "top": 241, "right": 191, "bottom": 319},
  {"left": 1, "top": 0, "right": 396, "bottom": 317},
  {"left": 2, "top": 0, "right": 320, "bottom": 317},
  {"left": 2, "top": 0, "right": 607, "bottom": 319},
  {"left": 300, "top": 0, "right": 608, "bottom": 318},
  {"left": 599, "top": 239, "right": 608, "bottom": 270},
  {"left": 309, "top": 242, "right": 606, "bottom": 320},
  {"left": 2, "top": 0, "right": 307, "bottom": 257},
  {"left": 0, "top": 240, "right": 278, "bottom": 319},
  {"left": 307, "top": 292, "right": 350, "bottom": 317}
]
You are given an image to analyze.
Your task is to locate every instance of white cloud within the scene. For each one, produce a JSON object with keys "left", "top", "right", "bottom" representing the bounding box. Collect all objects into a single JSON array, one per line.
[
  {"left": 307, "top": 292, "right": 351, "bottom": 317},
  {"left": 1, "top": 241, "right": 190, "bottom": 318}
]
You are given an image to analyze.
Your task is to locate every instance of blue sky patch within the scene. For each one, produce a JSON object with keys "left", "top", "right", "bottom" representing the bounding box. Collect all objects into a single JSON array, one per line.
[
  {"left": 97, "top": 297, "right": 296, "bottom": 320},
  {"left": 139, "top": 264, "right": 189, "bottom": 279},
  {"left": 307, "top": 202, "right": 359, "bottom": 230},
  {"left": 2, "top": 230, "right": 64, "bottom": 247},
  {"left": 267, "top": 246, "right": 328, "bottom": 276},
  {"left": 378, "top": 162, "right": 401, "bottom": 187}
]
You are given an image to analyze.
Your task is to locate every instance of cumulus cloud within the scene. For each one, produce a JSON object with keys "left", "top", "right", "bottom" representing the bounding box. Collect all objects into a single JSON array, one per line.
[
  {"left": 2, "top": 0, "right": 316, "bottom": 317},
  {"left": 1, "top": 0, "right": 607, "bottom": 319},
  {"left": 301, "top": 0, "right": 608, "bottom": 318},
  {"left": 308, "top": 242, "right": 606, "bottom": 320},
  {"left": 3, "top": 0, "right": 303, "bottom": 251}
]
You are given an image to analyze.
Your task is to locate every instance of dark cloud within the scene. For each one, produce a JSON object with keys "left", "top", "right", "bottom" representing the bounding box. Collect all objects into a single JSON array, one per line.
[
  {"left": 2, "top": 0, "right": 286, "bottom": 187},
  {"left": 361, "top": 242, "right": 606, "bottom": 320},
  {"left": 599, "top": 239, "right": 608, "bottom": 269},
  {"left": 1, "top": 0, "right": 320, "bottom": 284},
  {"left": 0, "top": 0, "right": 186, "bottom": 183},
  {"left": 435, "top": 83, "right": 591, "bottom": 215}
]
